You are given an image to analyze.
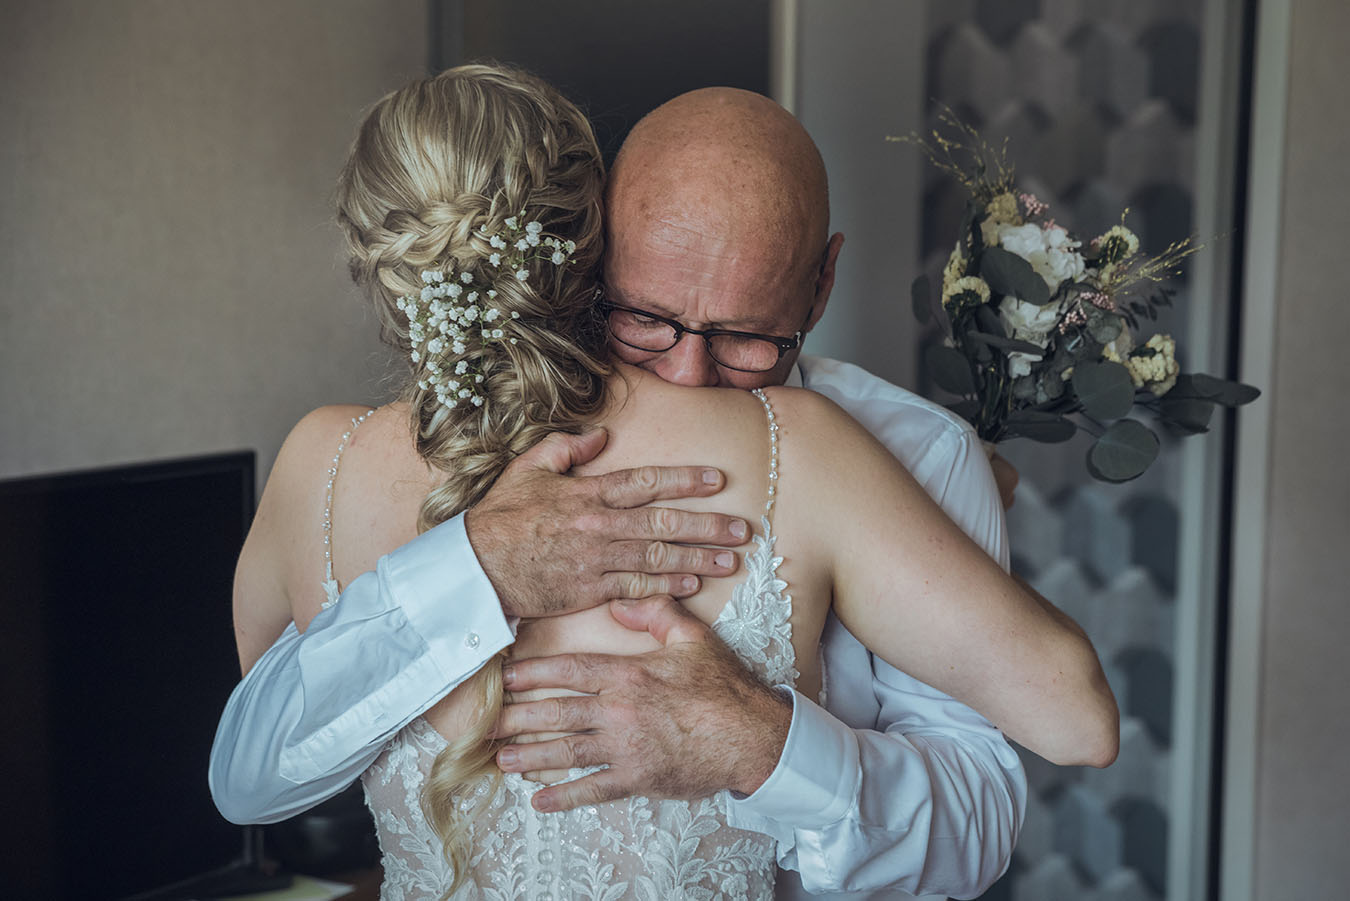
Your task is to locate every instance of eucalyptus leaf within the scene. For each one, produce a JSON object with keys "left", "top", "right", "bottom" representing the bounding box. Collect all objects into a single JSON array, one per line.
[
  {"left": 1087, "top": 420, "right": 1160, "bottom": 482},
  {"left": 1072, "top": 361, "right": 1136, "bottom": 420},
  {"left": 1087, "top": 310, "right": 1123, "bottom": 344},
  {"left": 1167, "top": 374, "right": 1221, "bottom": 400},
  {"left": 911, "top": 275, "right": 931, "bottom": 325},
  {"left": 1003, "top": 411, "right": 1077, "bottom": 443},
  {"left": 1190, "top": 374, "right": 1261, "bottom": 406},
  {"left": 967, "top": 332, "right": 1047, "bottom": 355},
  {"left": 926, "top": 345, "right": 976, "bottom": 395},
  {"left": 1035, "top": 366, "right": 1067, "bottom": 402},
  {"left": 1158, "top": 396, "right": 1216, "bottom": 433},
  {"left": 980, "top": 247, "right": 1050, "bottom": 306},
  {"left": 974, "top": 304, "right": 1005, "bottom": 337}
]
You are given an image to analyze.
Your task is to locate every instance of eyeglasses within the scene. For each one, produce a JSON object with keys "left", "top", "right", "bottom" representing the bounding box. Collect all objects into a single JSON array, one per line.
[{"left": 598, "top": 300, "right": 808, "bottom": 373}]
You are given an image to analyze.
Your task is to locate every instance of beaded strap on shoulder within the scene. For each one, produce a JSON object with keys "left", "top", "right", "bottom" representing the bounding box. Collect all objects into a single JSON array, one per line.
[
  {"left": 750, "top": 389, "right": 779, "bottom": 521},
  {"left": 320, "top": 408, "right": 376, "bottom": 609}
]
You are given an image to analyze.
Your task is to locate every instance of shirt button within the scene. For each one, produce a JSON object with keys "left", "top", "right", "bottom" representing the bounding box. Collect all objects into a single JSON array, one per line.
[{"left": 465, "top": 631, "right": 480, "bottom": 649}]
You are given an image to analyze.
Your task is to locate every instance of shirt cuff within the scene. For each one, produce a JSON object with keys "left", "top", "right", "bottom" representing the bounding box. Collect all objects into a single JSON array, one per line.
[
  {"left": 726, "top": 687, "right": 861, "bottom": 830},
  {"left": 383, "top": 513, "right": 517, "bottom": 677}
]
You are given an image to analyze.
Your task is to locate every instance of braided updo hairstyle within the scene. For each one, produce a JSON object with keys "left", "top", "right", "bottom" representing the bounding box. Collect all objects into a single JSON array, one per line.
[{"left": 335, "top": 64, "right": 609, "bottom": 891}]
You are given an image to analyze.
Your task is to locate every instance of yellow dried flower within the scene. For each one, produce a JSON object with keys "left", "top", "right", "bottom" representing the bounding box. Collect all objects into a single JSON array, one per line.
[
  {"left": 980, "top": 191, "right": 1022, "bottom": 248},
  {"left": 1096, "top": 225, "right": 1140, "bottom": 263},
  {"left": 944, "top": 275, "right": 992, "bottom": 313},
  {"left": 1126, "top": 333, "right": 1180, "bottom": 395},
  {"left": 941, "top": 245, "right": 967, "bottom": 303}
]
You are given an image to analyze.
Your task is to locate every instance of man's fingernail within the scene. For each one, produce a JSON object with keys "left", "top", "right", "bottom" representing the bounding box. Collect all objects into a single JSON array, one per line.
[
  {"left": 730, "top": 520, "right": 747, "bottom": 540},
  {"left": 715, "top": 552, "right": 734, "bottom": 569},
  {"left": 702, "top": 469, "right": 720, "bottom": 485},
  {"left": 502, "top": 665, "right": 516, "bottom": 687},
  {"left": 533, "top": 793, "right": 556, "bottom": 813},
  {"left": 682, "top": 576, "right": 699, "bottom": 593},
  {"left": 498, "top": 748, "right": 518, "bottom": 767}
]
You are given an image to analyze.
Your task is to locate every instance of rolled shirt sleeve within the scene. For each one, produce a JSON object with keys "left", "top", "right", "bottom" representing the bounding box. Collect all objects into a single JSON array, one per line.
[{"left": 209, "top": 514, "right": 513, "bottom": 824}]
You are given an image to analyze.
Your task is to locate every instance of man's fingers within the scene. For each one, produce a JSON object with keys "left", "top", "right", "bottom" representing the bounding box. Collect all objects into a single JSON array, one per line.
[
  {"left": 611, "top": 506, "right": 748, "bottom": 548},
  {"left": 609, "top": 540, "right": 740, "bottom": 580},
  {"left": 500, "top": 652, "right": 618, "bottom": 695},
  {"left": 595, "top": 465, "right": 726, "bottom": 509},
  {"left": 531, "top": 769, "right": 632, "bottom": 813},
  {"left": 498, "top": 733, "right": 604, "bottom": 775},
  {"left": 494, "top": 693, "right": 598, "bottom": 737},
  {"left": 609, "top": 596, "right": 710, "bottom": 646},
  {"left": 600, "top": 571, "right": 705, "bottom": 600},
  {"left": 509, "top": 427, "right": 609, "bottom": 476}
]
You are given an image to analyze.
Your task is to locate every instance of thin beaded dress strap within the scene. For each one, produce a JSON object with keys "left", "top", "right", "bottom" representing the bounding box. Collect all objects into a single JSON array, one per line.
[
  {"left": 320, "top": 408, "right": 376, "bottom": 608},
  {"left": 750, "top": 388, "right": 779, "bottom": 522}
]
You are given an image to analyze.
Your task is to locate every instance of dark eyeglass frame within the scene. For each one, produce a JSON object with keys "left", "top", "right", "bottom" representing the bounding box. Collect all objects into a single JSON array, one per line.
[{"left": 598, "top": 300, "right": 810, "bottom": 373}]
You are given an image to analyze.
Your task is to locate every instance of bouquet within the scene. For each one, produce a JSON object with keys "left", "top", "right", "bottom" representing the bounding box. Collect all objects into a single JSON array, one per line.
[{"left": 895, "top": 113, "right": 1259, "bottom": 482}]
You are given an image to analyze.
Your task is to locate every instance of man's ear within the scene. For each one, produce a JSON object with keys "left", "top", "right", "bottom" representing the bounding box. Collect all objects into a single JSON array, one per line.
[{"left": 806, "top": 232, "right": 845, "bottom": 333}]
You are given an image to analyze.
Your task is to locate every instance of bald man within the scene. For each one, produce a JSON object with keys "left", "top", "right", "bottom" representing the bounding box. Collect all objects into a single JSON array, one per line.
[{"left": 213, "top": 89, "right": 1035, "bottom": 898}]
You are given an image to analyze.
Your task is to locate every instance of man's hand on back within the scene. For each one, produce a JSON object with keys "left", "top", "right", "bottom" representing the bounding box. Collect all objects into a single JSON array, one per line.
[
  {"left": 492, "top": 596, "right": 793, "bottom": 811},
  {"left": 464, "top": 428, "right": 750, "bottom": 618}
]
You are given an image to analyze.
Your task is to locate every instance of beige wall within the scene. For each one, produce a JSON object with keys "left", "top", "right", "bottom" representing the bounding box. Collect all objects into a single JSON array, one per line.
[
  {"left": 1250, "top": 0, "right": 1350, "bottom": 894},
  {"left": 0, "top": 0, "right": 424, "bottom": 483}
]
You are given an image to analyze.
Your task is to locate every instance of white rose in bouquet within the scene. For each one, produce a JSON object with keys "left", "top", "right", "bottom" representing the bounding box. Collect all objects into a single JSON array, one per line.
[
  {"left": 996, "top": 222, "right": 1086, "bottom": 292},
  {"left": 998, "top": 295, "right": 1066, "bottom": 377}
]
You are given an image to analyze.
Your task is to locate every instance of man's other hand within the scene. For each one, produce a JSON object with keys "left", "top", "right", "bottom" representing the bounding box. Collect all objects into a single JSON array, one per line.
[
  {"left": 492, "top": 597, "right": 793, "bottom": 811},
  {"left": 464, "top": 429, "right": 750, "bottom": 618}
]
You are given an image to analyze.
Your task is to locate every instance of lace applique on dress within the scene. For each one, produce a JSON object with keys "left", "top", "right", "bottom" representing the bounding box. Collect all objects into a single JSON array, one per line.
[
  {"left": 712, "top": 390, "right": 797, "bottom": 686},
  {"left": 320, "top": 409, "right": 375, "bottom": 609},
  {"left": 362, "top": 390, "right": 792, "bottom": 899}
]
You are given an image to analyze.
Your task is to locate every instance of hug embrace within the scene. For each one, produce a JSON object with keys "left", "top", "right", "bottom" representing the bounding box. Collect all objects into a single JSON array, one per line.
[{"left": 210, "top": 64, "right": 1118, "bottom": 900}]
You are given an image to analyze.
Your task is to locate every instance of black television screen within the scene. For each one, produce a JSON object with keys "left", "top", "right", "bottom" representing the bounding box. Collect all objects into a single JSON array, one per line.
[{"left": 0, "top": 452, "right": 254, "bottom": 900}]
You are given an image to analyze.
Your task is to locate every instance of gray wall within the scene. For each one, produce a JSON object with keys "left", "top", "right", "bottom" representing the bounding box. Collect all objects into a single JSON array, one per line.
[
  {"left": 792, "top": 1, "right": 924, "bottom": 391},
  {"left": 0, "top": 0, "right": 421, "bottom": 483},
  {"left": 1251, "top": 0, "right": 1350, "bottom": 894}
]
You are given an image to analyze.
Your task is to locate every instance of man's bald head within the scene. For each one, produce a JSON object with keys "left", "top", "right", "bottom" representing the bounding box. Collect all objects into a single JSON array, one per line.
[
  {"left": 608, "top": 88, "right": 830, "bottom": 266},
  {"left": 601, "top": 88, "right": 843, "bottom": 389}
]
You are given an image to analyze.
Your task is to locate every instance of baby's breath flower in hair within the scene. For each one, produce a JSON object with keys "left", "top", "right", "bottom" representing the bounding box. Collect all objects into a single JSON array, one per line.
[{"left": 397, "top": 213, "right": 576, "bottom": 411}]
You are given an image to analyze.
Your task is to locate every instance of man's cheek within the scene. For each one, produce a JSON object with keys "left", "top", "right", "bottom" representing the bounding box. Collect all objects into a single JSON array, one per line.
[{"left": 608, "top": 339, "right": 660, "bottom": 369}]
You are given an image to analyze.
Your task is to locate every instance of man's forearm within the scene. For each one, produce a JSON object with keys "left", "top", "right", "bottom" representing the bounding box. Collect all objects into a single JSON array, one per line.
[
  {"left": 210, "top": 517, "right": 512, "bottom": 823},
  {"left": 728, "top": 679, "right": 1024, "bottom": 898}
]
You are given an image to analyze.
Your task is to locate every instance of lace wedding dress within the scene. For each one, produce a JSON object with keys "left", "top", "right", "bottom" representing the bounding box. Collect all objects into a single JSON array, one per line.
[{"left": 336, "top": 391, "right": 796, "bottom": 899}]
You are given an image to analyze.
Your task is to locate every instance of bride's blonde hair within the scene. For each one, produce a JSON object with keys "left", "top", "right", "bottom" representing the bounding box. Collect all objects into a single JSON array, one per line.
[{"left": 335, "top": 63, "right": 609, "bottom": 893}]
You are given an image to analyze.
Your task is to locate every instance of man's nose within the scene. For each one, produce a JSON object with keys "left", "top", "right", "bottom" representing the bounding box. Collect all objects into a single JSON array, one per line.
[{"left": 654, "top": 332, "right": 721, "bottom": 387}]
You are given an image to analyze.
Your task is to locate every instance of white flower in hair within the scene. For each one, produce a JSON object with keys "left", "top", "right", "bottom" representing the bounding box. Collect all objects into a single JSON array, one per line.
[{"left": 396, "top": 213, "right": 578, "bottom": 413}]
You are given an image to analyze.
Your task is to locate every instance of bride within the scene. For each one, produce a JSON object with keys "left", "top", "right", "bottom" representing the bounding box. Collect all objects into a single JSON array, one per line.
[{"left": 239, "top": 64, "right": 1115, "bottom": 898}]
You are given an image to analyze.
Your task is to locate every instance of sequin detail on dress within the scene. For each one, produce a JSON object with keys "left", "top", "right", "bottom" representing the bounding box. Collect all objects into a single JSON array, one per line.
[
  {"left": 320, "top": 409, "right": 375, "bottom": 609},
  {"left": 361, "top": 390, "right": 793, "bottom": 899}
]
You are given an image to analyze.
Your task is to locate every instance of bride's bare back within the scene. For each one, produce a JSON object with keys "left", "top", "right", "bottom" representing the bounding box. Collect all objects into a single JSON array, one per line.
[
  {"left": 286, "top": 365, "right": 833, "bottom": 747},
  {"left": 242, "top": 361, "right": 1109, "bottom": 768}
]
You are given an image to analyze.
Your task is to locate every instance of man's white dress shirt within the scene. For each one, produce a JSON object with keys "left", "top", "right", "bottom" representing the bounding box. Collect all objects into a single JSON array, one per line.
[{"left": 210, "top": 355, "right": 1027, "bottom": 900}]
